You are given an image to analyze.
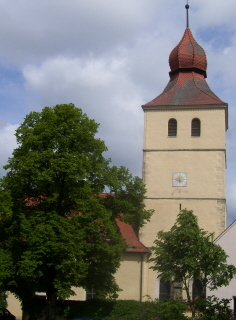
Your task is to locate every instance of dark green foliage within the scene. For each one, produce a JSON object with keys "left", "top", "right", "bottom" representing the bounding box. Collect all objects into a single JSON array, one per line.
[
  {"left": 150, "top": 209, "right": 236, "bottom": 319},
  {"left": 0, "top": 104, "right": 152, "bottom": 320},
  {"left": 154, "top": 299, "right": 188, "bottom": 320},
  {"left": 20, "top": 297, "right": 45, "bottom": 320},
  {"left": 196, "top": 296, "right": 233, "bottom": 320},
  {"left": 105, "top": 299, "right": 142, "bottom": 319},
  {"left": 58, "top": 299, "right": 188, "bottom": 320},
  {"left": 58, "top": 299, "right": 115, "bottom": 320},
  {"left": 0, "top": 291, "right": 7, "bottom": 308}
]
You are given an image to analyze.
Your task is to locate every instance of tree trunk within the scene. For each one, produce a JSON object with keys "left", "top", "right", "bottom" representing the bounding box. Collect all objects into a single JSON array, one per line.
[
  {"left": 46, "top": 267, "right": 58, "bottom": 320},
  {"left": 46, "top": 288, "right": 57, "bottom": 320},
  {"left": 21, "top": 289, "right": 36, "bottom": 320},
  {"left": 22, "top": 309, "right": 29, "bottom": 320},
  {"left": 185, "top": 284, "right": 195, "bottom": 319}
]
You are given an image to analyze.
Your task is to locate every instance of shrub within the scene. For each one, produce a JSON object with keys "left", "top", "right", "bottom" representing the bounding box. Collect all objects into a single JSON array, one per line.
[
  {"left": 58, "top": 299, "right": 114, "bottom": 320},
  {"left": 103, "top": 299, "right": 188, "bottom": 320},
  {"left": 59, "top": 298, "right": 189, "bottom": 320},
  {"left": 195, "top": 295, "right": 233, "bottom": 320},
  {"left": 155, "top": 299, "right": 188, "bottom": 320}
]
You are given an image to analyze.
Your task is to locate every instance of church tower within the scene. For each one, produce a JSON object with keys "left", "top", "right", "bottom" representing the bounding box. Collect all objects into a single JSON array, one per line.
[{"left": 140, "top": 6, "right": 228, "bottom": 250}]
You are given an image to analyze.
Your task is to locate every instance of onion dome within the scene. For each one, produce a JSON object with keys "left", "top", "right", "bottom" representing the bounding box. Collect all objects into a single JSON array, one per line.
[
  {"left": 169, "top": 28, "right": 207, "bottom": 77},
  {"left": 143, "top": 28, "right": 226, "bottom": 107}
]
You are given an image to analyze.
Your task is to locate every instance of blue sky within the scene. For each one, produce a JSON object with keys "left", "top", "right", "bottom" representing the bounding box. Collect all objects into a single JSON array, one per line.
[{"left": 0, "top": 0, "right": 236, "bottom": 225}]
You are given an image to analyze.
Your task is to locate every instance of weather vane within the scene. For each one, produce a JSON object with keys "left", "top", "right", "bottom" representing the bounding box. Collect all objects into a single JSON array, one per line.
[{"left": 185, "top": 0, "right": 190, "bottom": 28}]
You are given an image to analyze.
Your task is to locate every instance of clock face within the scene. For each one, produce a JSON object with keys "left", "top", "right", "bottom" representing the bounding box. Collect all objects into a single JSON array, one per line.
[{"left": 172, "top": 172, "right": 187, "bottom": 187}]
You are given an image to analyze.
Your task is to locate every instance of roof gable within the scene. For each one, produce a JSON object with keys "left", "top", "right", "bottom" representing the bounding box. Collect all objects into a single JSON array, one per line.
[{"left": 117, "top": 219, "right": 150, "bottom": 253}]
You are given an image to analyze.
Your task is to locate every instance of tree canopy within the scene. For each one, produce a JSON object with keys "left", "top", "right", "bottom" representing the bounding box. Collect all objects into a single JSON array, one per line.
[
  {"left": 0, "top": 103, "right": 153, "bottom": 320},
  {"left": 150, "top": 209, "right": 236, "bottom": 319}
]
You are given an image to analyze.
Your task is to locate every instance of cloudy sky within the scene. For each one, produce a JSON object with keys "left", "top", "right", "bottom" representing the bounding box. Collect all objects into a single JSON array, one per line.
[{"left": 0, "top": 0, "right": 236, "bottom": 225}]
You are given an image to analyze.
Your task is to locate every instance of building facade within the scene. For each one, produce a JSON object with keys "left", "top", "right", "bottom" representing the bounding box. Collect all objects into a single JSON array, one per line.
[{"left": 139, "top": 26, "right": 228, "bottom": 299}]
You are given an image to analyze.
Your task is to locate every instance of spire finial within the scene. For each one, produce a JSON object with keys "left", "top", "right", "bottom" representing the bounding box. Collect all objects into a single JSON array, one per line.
[{"left": 185, "top": 1, "right": 189, "bottom": 28}]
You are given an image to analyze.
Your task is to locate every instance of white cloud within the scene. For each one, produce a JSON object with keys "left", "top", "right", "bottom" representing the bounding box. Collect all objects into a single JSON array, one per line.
[
  {"left": 0, "top": 0, "right": 154, "bottom": 66},
  {"left": 0, "top": 122, "right": 18, "bottom": 176},
  {"left": 192, "top": 0, "right": 236, "bottom": 29},
  {"left": 23, "top": 56, "right": 127, "bottom": 90},
  {"left": 0, "top": 0, "right": 236, "bottom": 224},
  {"left": 22, "top": 54, "right": 145, "bottom": 176}
]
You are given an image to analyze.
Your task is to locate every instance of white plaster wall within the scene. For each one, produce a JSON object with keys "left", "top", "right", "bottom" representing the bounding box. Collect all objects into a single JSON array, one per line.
[
  {"left": 206, "top": 222, "right": 236, "bottom": 310},
  {"left": 143, "top": 150, "right": 225, "bottom": 199},
  {"left": 144, "top": 108, "right": 226, "bottom": 150},
  {"left": 7, "top": 293, "right": 22, "bottom": 320},
  {"left": 140, "top": 198, "right": 226, "bottom": 248},
  {"left": 141, "top": 106, "right": 227, "bottom": 299},
  {"left": 70, "top": 287, "right": 86, "bottom": 300},
  {"left": 115, "top": 253, "right": 143, "bottom": 300}
]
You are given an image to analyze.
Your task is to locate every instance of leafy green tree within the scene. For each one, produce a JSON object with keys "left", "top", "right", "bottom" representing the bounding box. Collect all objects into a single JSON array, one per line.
[
  {"left": 149, "top": 209, "right": 236, "bottom": 319},
  {"left": 0, "top": 103, "right": 152, "bottom": 320}
]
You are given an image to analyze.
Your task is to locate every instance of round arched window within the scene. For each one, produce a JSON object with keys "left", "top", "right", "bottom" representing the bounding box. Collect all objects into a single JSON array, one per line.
[
  {"left": 191, "top": 118, "right": 201, "bottom": 136},
  {"left": 168, "top": 118, "right": 177, "bottom": 136},
  {"left": 192, "top": 279, "right": 203, "bottom": 298},
  {"left": 159, "top": 278, "right": 171, "bottom": 301}
]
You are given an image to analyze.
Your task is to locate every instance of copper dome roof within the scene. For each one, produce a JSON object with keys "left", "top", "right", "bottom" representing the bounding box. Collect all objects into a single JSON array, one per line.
[
  {"left": 143, "top": 71, "right": 225, "bottom": 106},
  {"left": 169, "top": 28, "right": 207, "bottom": 76},
  {"left": 143, "top": 28, "right": 226, "bottom": 107}
]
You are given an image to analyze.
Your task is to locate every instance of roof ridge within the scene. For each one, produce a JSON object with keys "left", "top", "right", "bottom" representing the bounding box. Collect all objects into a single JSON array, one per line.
[
  {"left": 188, "top": 30, "right": 195, "bottom": 68},
  {"left": 192, "top": 71, "right": 225, "bottom": 104},
  {"left": 214, "top": 220, "right": 236, "bottom": 242},
  {"left": 152, "top": 74, "right": 180, "bottom": 104}
]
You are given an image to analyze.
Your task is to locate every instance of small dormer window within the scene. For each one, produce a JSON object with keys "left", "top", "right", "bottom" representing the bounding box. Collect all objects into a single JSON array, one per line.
[
  {"left": 191, "top": 118, "right": 201, "bottom": 137},
  {"left": 168, "top": 119, "right": 177, "bottom": 137}
]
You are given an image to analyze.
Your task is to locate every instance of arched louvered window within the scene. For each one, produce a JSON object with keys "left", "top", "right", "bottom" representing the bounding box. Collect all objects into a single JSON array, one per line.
[
  {"left": 191, "top": 118, "right": 201, "bottom": 136},
  {"left": 192, "top": 279, "right": 203, "bottom": 299},
  {"left": 168, "top": 118, "right": 177, "bottom": 137},
  {"left": 159, "top": 278, "right": 171, "bottom": 301}
]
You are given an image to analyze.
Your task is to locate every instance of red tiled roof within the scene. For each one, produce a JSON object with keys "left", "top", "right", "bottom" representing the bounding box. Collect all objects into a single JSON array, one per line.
[
  {"left": 169, "top": 28, "right": 207, "bottom": 74},
  {"left": 143, "top": 71, "right": 225, "bottom": 106},
  {"left": 100, "top": 193, "right": 149, "bottom": 253},
  {"left": 116, "top": 219, "right": 150, "bottom": 253},
  {"left": 143, "top": 28, "right": 226, "bottom": 108}
]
